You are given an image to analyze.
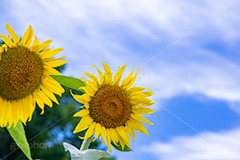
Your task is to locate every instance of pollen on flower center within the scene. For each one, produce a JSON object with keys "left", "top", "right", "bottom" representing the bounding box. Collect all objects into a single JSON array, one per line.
[
  {"left": 89, "top": 85, "right": 131, "bottom": 129},
  {"left": 0, "top": 46, "right": 43, "bottom": 100}
]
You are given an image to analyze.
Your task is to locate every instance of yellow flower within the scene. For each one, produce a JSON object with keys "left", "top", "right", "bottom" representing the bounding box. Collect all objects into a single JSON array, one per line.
[
  {"left": 0, "top": 24, "right": 67, "bottom": 128},
  {"left": 72, "top": 63, "right": 155, "bottom": 152}
]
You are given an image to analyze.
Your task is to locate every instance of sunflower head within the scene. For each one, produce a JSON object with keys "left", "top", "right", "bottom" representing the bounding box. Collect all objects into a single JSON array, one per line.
[
  {"left": 0, "top": 24, "right": 67, "bottom": 128},
  {"left": 72, "top": 63, "right": 155, "bottom": 152}
]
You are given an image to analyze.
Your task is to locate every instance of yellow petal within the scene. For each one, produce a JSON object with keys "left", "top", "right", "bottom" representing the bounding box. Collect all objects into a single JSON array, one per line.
[
  {"left": 101, "top": 127, "right": 107, "bottom": 145},
  {"left": 134, "top": 103, "right": 155, "bottom": 108},
  {"left": 11, "top": 101, "right": 19, "bottom": 128},
  {"left": 70, "top": 90, "right": 91, "bottom": 104},
  {"left": 130, "top": 96, "right": 154, "bottom": 106},
  {"left": 82, "top": 122, "right": 96, "bottom": 139},
  {"left": 130, "top": 91, "right": 146, "bottom": 98},
  {"left": 0, "top": 98, "right": 8, "bottom": 127},
  {"left": 43, "top": 56, "right": 65, "bottom": 62},
  {"left": 38, "top": 39, "right": 53, "bottom": 51},
  {"left": 102, "top": 62, "right": 112, "bottom": 84},
  {"left": 43, "top": 75, "right": 65, "bottom": 93},
  {"left": 6, "top": 24, "right": 20, "bottom": 44},
  {"left": 6, "top": 102, "right": 13, "bottom": 129},
  {"left": 0, "top": 98, "right": 5, "bottom": 119},
  {"left": 125, "top": 124, "right": 135, "bottom": 142},
  {"left": 41, "top": 48, "right": 64, "bottom": 59},
  {"left": 113, "top": 64, "right": 127, "bottom": 85},
  {"left": 40, "top": 86, "right": 59, "bottom": 105},
  {"left": 29, "top": 36, "right": 39, "bottom": 51},
  {"left": 83, "top": 73, "right": 99, "bottom": 84},
  {"left": 73, "top": 109, "right": 89, "bottom": 117},
  {"left": 121, "top": 67, "right": 134, "bottom": 87},
  {"left": 84, "top": 102, "right": 90, "bottom": 109},
  {"left": 130, "top": 91, "right": 154, "bottom": 99},
  {"left": 34, "top": 94, "right": 45, "bottom": 115},
  {"left": 1, "top": 100, "right": 11, "bottom": 127},
  {"left": 116, "top": 126, "right": 129, "bottom": 147},
  {"left": 125, "top": 67, "right": 140, "bottom": 89},
  {"left": 39, "top": 48, "right": 51, "bottom": 58},
  {"left": 19, "top": 98, "right": 27, "bottom": 125},
  {"left": 92, "top": 64, "right": 105, "bottom": 84},
  {"left": 32, "top": 35, "right": 39, "bottom": 46},
  {"left": 41, "top": 78, "right": 65, "bottom": 96},
  {"left": 106, "top": 129, "right": 113, "bottom": 153},
  {"left": 34, "top": 89, "right": 53, "bottom": 108},
  {"left": 45, "top": 60, "right": 68, "bottom": 68},
  {"left": 17, "top": 99, "right": 24, "bottom": 123},
  {"left": 1, "top": 44, "right": 7, "bottom": 52},
  {"left": 117, "top": 133, "right": 126, "bottom": 150},
  {"left": 132, "top": 108, "right": 156, "bottom": 114},
  {"left": 44, "top": 65, "right": 61, "bottom": 75},
  {"left": 0, "top": 47, "right": 3, "bottom": 53},
  {"left": 21, "top": 95, "right": 34, "bottom": 123},
  {"left": 82, "top": 79, "right": 98, "bottom": 91},
  {"left": 127, "top": 87, "right": 146, "bottom": 94},
  {"left": 79, "top": 86, "right": 96, "bottom": 97},
  {"left": 0, "top": 35, "right": 13, "bottom": 47},
  {"left": 127, "top": 119, "right": 149, "bottom": 136},
  {"left": 21, "top": 25, "right": 33, "bottom": 47},
  {"left": 92, "top": 123, "right": 102, "bottom": 141},
  {"left": 131, "top": 113, "right": 154, "bottom": 125},
  {"left": 27, "top": 95, "right": 35, "bottom": 122},
  {"left": 73, "top": 116, "right": 93, "bottom": 134},
  {"left": 109, "top": 128, "right": 119, "bottom": 145},
  {"left": 83, "top": 72, "right": 99, "bottom": 87},
  {"left": 139, "top": 91, "right": 154, "bottom": 97}
]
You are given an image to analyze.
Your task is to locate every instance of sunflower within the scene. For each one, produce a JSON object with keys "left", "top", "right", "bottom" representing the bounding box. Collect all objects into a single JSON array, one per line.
[
  {"left": 0, "top": 24, "right": 67, "bottom": 128},
  {"left": 71, "top": 63, "right": 155, "bottom": 152}
]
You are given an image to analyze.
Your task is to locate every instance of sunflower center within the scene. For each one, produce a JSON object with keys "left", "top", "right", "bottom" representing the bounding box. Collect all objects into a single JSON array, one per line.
[
  {"left": 89, "top": 85, "right": 131, "bottom": 129},
  {"left": 0, "top": 46, "right": 43, "bottom": 100}
]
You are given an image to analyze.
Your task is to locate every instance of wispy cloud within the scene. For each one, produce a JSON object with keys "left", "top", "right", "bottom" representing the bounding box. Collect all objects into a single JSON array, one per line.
[
  {"left": 142, "top": 128, "right": 240, "bottom": 160},
  {"left": 136, "top": 47, "right": 240, "bottom": 102}
]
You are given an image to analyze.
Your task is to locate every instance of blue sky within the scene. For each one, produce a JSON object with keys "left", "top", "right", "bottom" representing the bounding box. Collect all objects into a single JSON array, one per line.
[{"left": 1, "top": 0, "right": 240, "bottom": 159}]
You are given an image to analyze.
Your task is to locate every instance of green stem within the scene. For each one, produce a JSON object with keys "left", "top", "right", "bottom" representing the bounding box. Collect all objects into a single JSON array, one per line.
[{"left": 80, "top": 136, "right": 93, "bottom": 151}]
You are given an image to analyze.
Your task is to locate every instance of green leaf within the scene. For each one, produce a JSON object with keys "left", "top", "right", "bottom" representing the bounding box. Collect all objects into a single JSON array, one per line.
[
  {"left": 111, "top": 142, "right": 132, "bottom": 152},
  {"left": 51, "top": 75, "right": 85, "bottom": 91},
  {"left": 7, "top": 121, "right": 32, "bottom": 160}
]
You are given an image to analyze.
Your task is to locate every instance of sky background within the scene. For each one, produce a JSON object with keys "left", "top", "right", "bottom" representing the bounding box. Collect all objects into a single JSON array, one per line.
[{"left": 1, "top": 0, "right": 240, "bottom": 160}]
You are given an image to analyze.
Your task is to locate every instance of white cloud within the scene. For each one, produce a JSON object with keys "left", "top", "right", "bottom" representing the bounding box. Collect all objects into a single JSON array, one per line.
[
  {"left": 229, "top": 102, "right": 240, "bottom": 115},
  {"left": 142, "top": 128, "right": 240, "bottom": 160},
  {"left": 135, "top": 47, "right": 240, "bottom": 103}
]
